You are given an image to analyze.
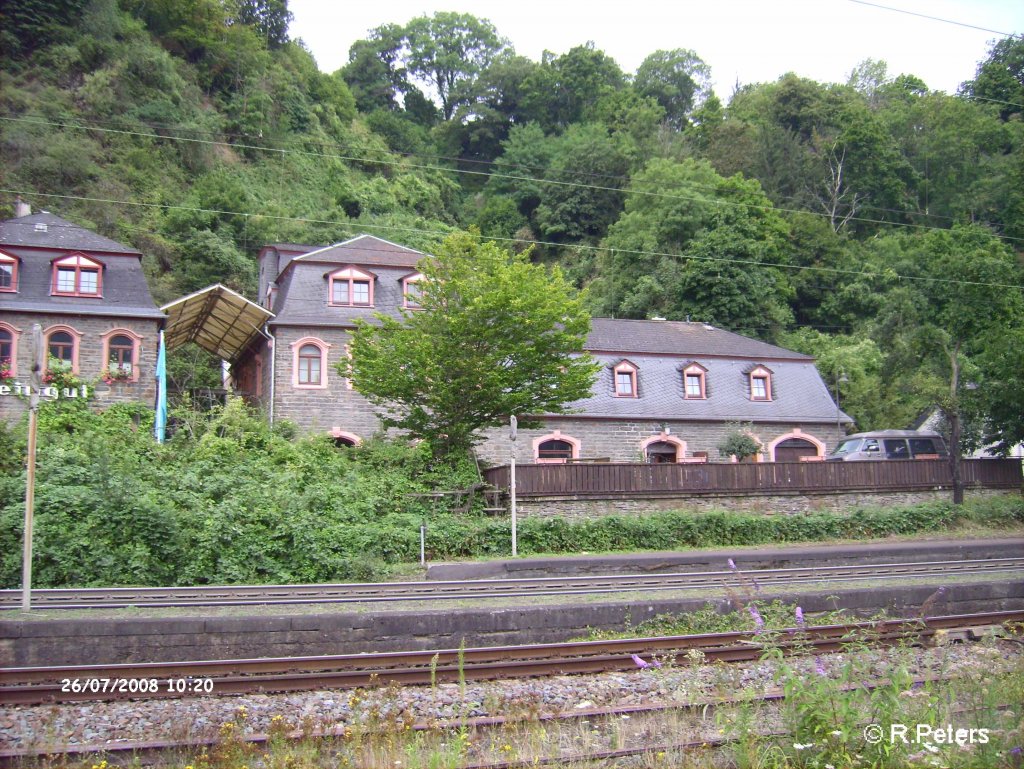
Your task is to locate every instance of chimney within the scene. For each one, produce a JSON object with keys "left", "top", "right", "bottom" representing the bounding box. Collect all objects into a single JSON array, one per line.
[{"left": 14, "top": 197, "right": 31, "bottom": 218}]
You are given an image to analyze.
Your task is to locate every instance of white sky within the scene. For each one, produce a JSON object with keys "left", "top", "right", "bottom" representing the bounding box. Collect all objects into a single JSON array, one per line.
[{"left": 288, "top": 0, "right": 1022, "bottom": 96}]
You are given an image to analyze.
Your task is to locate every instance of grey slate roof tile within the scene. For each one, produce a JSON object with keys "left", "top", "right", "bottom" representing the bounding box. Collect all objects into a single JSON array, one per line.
[
  {"left": 0, "top": 213, "right": 163, "bottom": 319},
  {"left": 586, "top": 318, "right": 812, "bottom": 360},
  {"left": 0, "top": 212, "right": 140, "bottom": 253}
]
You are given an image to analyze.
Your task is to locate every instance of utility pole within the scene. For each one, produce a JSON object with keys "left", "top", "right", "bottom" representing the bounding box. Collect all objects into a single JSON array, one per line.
[
  {"left": 22, "top": 324, "right": 43, "bottom": 612},
  {"left": 509, "top": 415, "right": 517, "bottom": 557}
]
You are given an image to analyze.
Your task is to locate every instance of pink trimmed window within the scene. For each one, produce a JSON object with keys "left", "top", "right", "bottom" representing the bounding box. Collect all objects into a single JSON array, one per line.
[
  {"left": 613, "top": 361, "right": 638, "bottom": 397},
  {"left": 101, "top": 329, "right": 142, "bottom": 382},
  {"left": 291, "top": 338, "right": 330, "bottom": 389},
  {"left": 329, "top": 267, "right": 374, "bottom": 307},
  {"left": 298, "top": 344, "right": 323, "bottom": 385},
  {"left": 45, "top": 326, "right": 82, "bottom": 374},
  {"left": 533, "top": 431, "right": 582, "bottom": 463},
  {"left": 52, "top": 253, "right": 102, "bottom": 297},
  {"left": 749, "top": 366, "right": 773, "bottom": 401},
  {"left": 0, "top": 323, "right": 18, "bottom": 376},
  {"left": 402, "top": 272, "right": 424, "bottom": 309},
  {"left": 682, "top": 364, "right": 707, "bottom": 399},
  {"left": 0, "top": 251, "right": 17, "bottom": 292}
]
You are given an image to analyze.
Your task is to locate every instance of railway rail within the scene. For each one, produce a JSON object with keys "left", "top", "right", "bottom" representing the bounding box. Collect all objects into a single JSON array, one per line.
[
  {"left": 2, "top": 609, "right": 1021, "bottom": 706},
  {"left": 3, "top": 556, "right": 1022, "bottom": 609}
]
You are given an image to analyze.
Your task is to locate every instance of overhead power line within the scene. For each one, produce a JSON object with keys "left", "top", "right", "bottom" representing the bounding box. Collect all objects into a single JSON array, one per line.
[
  {"left": 4, "top": 187, "right": 1022, "bottom": 292},
  {"left": 2, "top": 114, "right": 1020, "bottom": 243},
  {"left": 847, "top": 0, "right": 1018, "bottom": 37}
]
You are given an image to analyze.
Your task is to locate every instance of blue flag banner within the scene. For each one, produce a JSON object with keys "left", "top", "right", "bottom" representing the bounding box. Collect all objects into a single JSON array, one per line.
[{"left": 154, "top": 329, "right": 167, "bottom": 443}]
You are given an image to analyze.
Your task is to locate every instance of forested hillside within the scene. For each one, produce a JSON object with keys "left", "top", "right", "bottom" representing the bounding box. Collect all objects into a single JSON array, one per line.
[{"left": 2, "top": 0, "right": 1023, "bottom": 449}]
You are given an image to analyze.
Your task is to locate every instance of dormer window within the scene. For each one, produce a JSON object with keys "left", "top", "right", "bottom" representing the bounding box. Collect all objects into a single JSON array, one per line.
[
  {"left": 748, "top": 365, "right": 773, "bottom": 401},
  {"left": 328, "top": 266, "right": 374, "bottom": 307},
  {"left": 613, "top": 360, "right": 638, "bottom": 397},
  {"left": 681, "top": 362, "right": 708, "bottom": 399},
  {"left": 0, "top": 251, "right": 18, "bottom": 292},
  {"left": 402, "top": 272, "right": 424, "bottom": 309},
  {"left": 52, "top": 253, "right": 102, "bottom": 297}
]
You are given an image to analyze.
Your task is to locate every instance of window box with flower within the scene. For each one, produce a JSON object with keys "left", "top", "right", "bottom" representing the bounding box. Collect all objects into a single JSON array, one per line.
[{"left": 102, "top": 365, "right": 133, "bottom": 385}]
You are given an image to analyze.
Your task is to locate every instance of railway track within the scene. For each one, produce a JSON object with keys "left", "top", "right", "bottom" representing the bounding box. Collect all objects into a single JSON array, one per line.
[
  {"left": 2, "top": 609, "right": 1021, "bottom": 705},
  {"left": 3, "top": 556, "right": 1022, "bottom": 609}
]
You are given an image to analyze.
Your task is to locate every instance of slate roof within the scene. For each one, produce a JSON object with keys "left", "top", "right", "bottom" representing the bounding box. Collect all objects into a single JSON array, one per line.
[
  {"left": 586, "top": 318, "right": 812, "bottom": 360},
  {"left": 557, "top": 348, "right": 849, "bottom": 424},
  {"left": 269, "top": 235, "right": 426, "bottom": 328},
  {"left": 0, "top": 212, "right": 140, "bottom": 254},
  {"left": 291, "top": 234, "right": 426, "bottom": 269},
  {"left": 0, "top": 212, "right": 163, "bottom": 319}
]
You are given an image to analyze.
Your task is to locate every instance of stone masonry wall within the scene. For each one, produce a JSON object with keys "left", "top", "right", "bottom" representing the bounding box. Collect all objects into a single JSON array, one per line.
[
  {"left": 0, "top": 311, "right": 159, "bottom": 422},
  {"left": 514, "top": 488, "right": 1013, "bottom": 519},
  {"left": 270, "top": 325, "right": 380, "bottom": 441},
  {"left": 476, "top": 417, "right": 846, "bottom": 465}
]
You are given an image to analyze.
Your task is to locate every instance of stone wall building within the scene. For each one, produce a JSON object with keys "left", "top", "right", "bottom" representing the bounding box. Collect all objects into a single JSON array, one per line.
[
  {"left": 0, "top": 207, "right": 163, "bottom": 420},
  {"left": 238, "top": 234, "right": 852, "bottom": 463}
]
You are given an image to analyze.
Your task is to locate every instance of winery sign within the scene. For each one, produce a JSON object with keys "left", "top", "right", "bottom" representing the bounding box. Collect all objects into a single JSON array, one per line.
[{"left": 0, "top": 380, "right": 90, "bottom": 400}]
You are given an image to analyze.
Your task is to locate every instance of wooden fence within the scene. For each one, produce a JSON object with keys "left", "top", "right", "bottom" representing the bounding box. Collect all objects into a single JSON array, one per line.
[{"left": 482, "top": 459, "right": 1023, "bottom": 498}]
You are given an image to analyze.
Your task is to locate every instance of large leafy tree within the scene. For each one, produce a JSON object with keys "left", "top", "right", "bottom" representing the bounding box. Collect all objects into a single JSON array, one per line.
[
  {"left": 870, "top": 225, "right": 1024, "bottom": 502},
  {"left": 961, "top": 37, "right": 1024, "bottom": 121},
  {"left": 403, "top": 12, "right": 509, "bottom": 120},
  {"left": 634, "top": 48, "right": 712, "bottom": 129},
  {"left": 347, "top": 232, "right": 599, "bottom": 457},
  {"left": 341, "top": 24, "right": 410, "bottom": 113},
  {"left": 592, "top": 158, "right": 793, "bottom": 338}
]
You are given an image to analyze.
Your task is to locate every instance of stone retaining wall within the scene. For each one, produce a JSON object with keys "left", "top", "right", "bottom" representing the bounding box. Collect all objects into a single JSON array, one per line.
[
  {"left": 3, "top": 580, "right": 1022, "bottom": 668},
  {"left": 515, "top": 488, "right": 1014, "bottom": 519}
]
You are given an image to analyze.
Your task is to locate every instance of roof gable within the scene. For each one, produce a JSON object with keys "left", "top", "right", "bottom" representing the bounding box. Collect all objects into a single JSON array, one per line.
[{"left": 292, "top": 234, "right": 427, "bottom": 269}]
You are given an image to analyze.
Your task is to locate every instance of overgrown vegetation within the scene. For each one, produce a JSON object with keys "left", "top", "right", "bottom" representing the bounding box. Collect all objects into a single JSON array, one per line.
[
  {"left": 2, "top": 1, "right": 1024, "bottom": 449},
  {"left": 1, "top": 397, "right": 1021, "bottom": 588}
]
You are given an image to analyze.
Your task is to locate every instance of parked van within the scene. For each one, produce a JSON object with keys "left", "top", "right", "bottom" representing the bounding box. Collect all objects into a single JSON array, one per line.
[{"left": 827, "top": 430, "right": 948, "bottom": 461}]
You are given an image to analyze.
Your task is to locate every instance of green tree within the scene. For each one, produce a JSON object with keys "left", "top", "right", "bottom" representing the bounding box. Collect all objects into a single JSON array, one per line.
[
  {"left": 634, "top": 48, "right": 712, "bottom": 129},
  {"left": 346, "top": 231, "right": 599, "bottom": 457},
  {"left": 961, "top": 36, "right": 1024, "bottom": 121},
  {"left": 341, "top": 24, "right": 409, "bottom": 112},
  {"left": 403, "top": 12, "right": 509, "bottom": 120},
  {"left": 228, "top": 0, "right": 291, "bottom": 48},
  {"left": 520, "top": 43, "right": 627, "bottom": 132},
  {"left": 871, "top": 225, "right": 1024, "bottom": 502},
  {"left": 593, "top": 158, "right": 793, "bottom": 337}
]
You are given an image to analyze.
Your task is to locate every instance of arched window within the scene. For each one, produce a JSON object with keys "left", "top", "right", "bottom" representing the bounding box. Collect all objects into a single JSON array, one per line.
[
  {"left": 0, "top": 326, "right": 15, "bottom": 377},
  {"left": 641, "top": 433, "right": 687, "bottom": 464},
  {"left": 291, "top": 337, "right": 330, "bottom": 389},
  {"left": 100, "top": 329, "right": 143, "bottom": 382},
  {"left": 330, "top": 428, "right": 362, "bottom": 447},
  {"left": 48, "top": 331, "right": 75, "bottom": 367},
  {"left": 533, "top": 431, "right": 582, "bottom": 463},
  {"left": 298, "top": 344, "right": 323, "bottom": 385},
  {"left": 537, "top": 439, "right": 574, "bottom": 461}
]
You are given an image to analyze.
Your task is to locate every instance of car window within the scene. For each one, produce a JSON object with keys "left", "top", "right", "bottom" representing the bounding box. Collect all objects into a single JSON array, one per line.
[
  {"left": 883, "top": 439, "right": 910, "bottom": 458},
  {"left": 833, "top": 439, "right": 862, "bottom": 455},
  {"left": 910, "top": 438, "right": 936, "bottom": 455},
  {"left": 863, "top": 439, "right": 880, "bottom": 453}
]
